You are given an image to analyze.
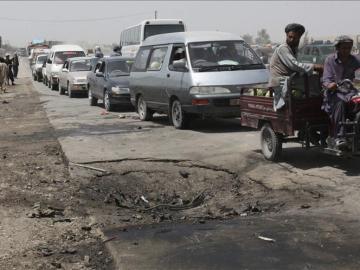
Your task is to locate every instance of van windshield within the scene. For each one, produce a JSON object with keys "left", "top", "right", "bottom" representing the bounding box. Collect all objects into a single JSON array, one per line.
[
  {"left": 188, "top": 41, "right": 264, "bottom": 72},
  {"left": 144, "top": 24, "right": 185, "bottom": 40},
  {"left": 54, "top": 51, "right": 85, "bottom": 64}
]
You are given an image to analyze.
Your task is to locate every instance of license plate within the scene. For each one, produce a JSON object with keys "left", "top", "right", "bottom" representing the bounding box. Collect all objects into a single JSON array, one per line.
[{"left": 230, "top": 98, "right": 240, "bottom": 106}]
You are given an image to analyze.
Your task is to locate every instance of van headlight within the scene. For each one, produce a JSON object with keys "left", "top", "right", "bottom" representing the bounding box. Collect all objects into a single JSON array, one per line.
[
  {"left": 111, "top": 86, "right": 130, "bottom": 94},
  {"left": 190, "top": 86, "right": 231, "bottom": 95}
]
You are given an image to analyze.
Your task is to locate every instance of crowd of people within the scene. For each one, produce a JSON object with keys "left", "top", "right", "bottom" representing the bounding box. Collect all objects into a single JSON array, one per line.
[{"left": 0, "top": 52, "right": 19, "bottom": 86}]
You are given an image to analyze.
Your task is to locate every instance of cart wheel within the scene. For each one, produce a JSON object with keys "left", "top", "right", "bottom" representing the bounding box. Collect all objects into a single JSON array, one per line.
[{"left": 260, "top": 123, "right": 282, "bottom": 161}]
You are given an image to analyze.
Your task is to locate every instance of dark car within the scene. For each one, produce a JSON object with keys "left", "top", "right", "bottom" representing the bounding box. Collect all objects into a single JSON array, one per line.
[
  {"left": 298, "top": 44, "right": 335, "bottom": 65},
  {"left": 87, "top": 56, "right": 134, "bottom": 111}
]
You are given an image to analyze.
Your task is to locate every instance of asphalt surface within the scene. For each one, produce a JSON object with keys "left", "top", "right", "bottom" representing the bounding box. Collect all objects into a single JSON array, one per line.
[{"left": 26, "top": 58, "right": 360, "bottom": 270}]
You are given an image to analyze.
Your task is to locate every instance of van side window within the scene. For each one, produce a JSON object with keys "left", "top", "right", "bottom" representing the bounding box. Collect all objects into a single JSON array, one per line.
[
  {"left": 147, "top": 47, "right": 168, "bottom": 71},
  {"left": 169, "top": 45, "right": 187, "bottom": 71},
  {"left": 132, "top": 47, "right": 151, "bottom": 72},
  {"left": 99, "top": 62, "right": 106, "bottom": 73},
  {"left": 94, "top": 62, "right": 102, "bottom": 73}
]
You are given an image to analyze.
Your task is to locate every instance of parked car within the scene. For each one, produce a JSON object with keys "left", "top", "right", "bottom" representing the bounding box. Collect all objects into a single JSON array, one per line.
[
  {"left": 298, "top": 44, "right": 335, "bottom": 64},
  {"left": 32, "top": 54, "right": 48, "bottom": 82},
  {"left": 58, "top": 57, "right": 98, "bottom": 97},
  {"left": 46, "top": 44, "right": 86, "bottom": 91},
  {"left": 130, "top": 31, "right": 269, "bottom": 129},
  {"left": 87, "top": 56, "right": 134, "bottom": 111}
]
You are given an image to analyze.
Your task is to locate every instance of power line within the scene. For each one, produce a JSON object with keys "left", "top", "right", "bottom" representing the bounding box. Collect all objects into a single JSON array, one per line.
[{"left": 0, "top": 12, "right": 152, "bottom": 23}]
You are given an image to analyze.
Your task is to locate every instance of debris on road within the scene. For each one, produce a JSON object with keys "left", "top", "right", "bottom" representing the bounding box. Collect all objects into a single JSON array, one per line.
[
  {"left": 257, "top": 235, "right": 276, "bottom": 243},
  {"left": 179, "top": 169, "right": 190, "bottom": 178},
  {"left": 27, "top": 202, "right": 64, "bottom": 218},
  {"left": 301, "top": 204, "right": 311, "bottom": 209},
  {"left": 70, "top": 162, "right": 111, "bottom": 175}
]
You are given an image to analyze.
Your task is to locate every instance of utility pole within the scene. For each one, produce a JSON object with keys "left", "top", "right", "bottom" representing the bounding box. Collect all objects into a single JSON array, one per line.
[{"left": 155, "top": 10, "right": 157, "bottom": 20}]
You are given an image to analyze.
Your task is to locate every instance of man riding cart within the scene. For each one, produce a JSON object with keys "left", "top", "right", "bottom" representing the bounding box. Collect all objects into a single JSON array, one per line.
[{"left": 239, "top": 26, "right": 360, "bottom": 161}]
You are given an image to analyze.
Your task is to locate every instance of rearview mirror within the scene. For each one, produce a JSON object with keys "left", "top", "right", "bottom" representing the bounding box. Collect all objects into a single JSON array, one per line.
[
  {"left": 62, "top": 68, "right": 68, "bottom": 72},
  {"left": 96, "top": 72, "right": 104, "bottom": 77},
  {"left": 47, "top": 59, "right": 52, "bottom": 64}
]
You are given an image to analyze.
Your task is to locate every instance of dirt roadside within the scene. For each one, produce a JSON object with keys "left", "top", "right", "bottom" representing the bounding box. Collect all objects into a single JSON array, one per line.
[{"left": 0, "top": 78, "right": 115, "bottom": 270}]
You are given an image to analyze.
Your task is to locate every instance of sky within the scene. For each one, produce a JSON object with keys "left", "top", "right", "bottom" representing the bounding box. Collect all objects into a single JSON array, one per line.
[{"left": 0, "top": 1, "right": 359, "bottom": 47}]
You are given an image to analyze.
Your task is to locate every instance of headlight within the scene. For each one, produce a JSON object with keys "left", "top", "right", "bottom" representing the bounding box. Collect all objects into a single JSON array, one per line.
[
  {"left": 189, "top": 86, "right": 231, "bottom": 95},
  {"left": 111, "top": 86, "right": 130, "bottom": 94}
]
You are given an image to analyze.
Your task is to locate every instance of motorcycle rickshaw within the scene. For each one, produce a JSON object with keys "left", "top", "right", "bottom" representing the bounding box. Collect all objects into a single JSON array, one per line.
[{"left": 239, "top": 72, "right": 360, "bottom": 161}]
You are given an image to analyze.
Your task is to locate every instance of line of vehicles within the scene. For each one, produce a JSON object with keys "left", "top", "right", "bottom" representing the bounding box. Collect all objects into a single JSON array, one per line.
[{"left": 28, "top": 19, "right": 360, "bottom": 161}]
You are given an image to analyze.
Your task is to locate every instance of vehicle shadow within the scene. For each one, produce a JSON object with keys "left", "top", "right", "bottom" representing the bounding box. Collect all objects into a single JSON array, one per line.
[
  {"left": 255, "top": 147, "right": 360, "bottom": 176},
  {"left": 150, "top": 115, "right": 254, "bottom": 133}
]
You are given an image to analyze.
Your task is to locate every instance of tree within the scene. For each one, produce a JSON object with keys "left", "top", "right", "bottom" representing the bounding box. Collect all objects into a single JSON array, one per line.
[
  {"left": 242, "top": 34, "right": 254, "bottom": 45},
  {"left": 255, "top": 29, "right": 271, "bottom": 45}
]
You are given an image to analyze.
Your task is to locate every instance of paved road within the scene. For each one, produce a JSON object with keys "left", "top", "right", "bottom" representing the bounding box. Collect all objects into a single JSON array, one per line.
[{"left": 25, "top": 58, "right": 360, "bottom": 269}]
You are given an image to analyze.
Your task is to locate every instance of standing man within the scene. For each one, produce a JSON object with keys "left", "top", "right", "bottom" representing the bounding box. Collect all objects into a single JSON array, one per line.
[
  {"left": 269, "top": 23, "right": 323, "bottom": 110},
  {"left": 4, "top": 53, "right": 15, "bottom": 85},
  {"left": 322, "top": 35, "right": 360, "bottom": 148},
  {"left": 12, "top": 52, "right": 19, "bottom": 79}
]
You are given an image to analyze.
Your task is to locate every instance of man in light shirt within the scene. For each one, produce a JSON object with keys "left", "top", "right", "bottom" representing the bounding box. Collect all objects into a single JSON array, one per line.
[{"left": 269, "top": 23, "right": 323, "bottom": 110}]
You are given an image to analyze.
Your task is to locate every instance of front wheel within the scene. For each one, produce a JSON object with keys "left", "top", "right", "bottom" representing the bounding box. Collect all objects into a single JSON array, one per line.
[
  {"left": 103, "top": 89, "right": 113, "bottom": 111},
  {"left": 137, "top": 95, "right": 152, "bottom": 121},
  {"left": 260, "top": 123, "right": 282, "bottom": 161},
  {"left": 68, "top": 83, "right": 75, "bottom": 98},
  {"left": 88, "top": 87, "right": 98, "bottom": 106},
  {"left": 170, "top": 99, "right": 189, "bottom": 129}
]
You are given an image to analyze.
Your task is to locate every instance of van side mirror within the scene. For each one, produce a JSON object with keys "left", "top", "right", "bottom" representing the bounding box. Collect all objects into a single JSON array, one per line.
[
  {"left": 172, "top": 61, "right": 188, "bottom": 71},
  {"left": 62, "top": 68, "right": 68, "bottom": 72},
  {"left": 96, "top": 72, "right": 104, "bottom": 77},
  {"left": 47, "top": 59, "right": 52, "bottom": 64}
]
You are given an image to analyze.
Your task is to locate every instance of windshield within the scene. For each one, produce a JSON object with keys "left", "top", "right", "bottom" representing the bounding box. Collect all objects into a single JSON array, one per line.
[
  {"left": 107, "top": 60, "right": 133, "bottom": 77},
  {"left": 188, "top": 41, "right": 264, "bottom": 71},
  {"left": 70, "top": 59, "right": 92, "bottom": 72},
  {"left": 144, "top": 24, "right": 185, "bottom": 40},
  {"left": 36, "top": 55, "right": 47, "bottom": 64},
  {"left": 54, "top": 51, "right": 85, "bottom": 64}
]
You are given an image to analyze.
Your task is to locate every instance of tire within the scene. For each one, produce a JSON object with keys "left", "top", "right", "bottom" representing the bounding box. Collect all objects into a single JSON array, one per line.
[
  {"left": 260, "top": 123, "right": 282, "bottom": 161},
  {"left": 37, "top": 76, "right": 41, "bottom": 82},
  {"left": 33, "top": 74, "right": 37, "bottom": 81},
  {"left": 48, "top": 79, "right": 52, "bottom": 89},
  {"left": 59, "top": 83, "right": 65, "bottom": 95},
  {"left": 137, "top": 95, "right": 152, "bottom": 121},
  {"left": 88, "top": 87, "right": 98, "bottom": 106},
  {"left": 103, "top": 89, "right": 113, "bottom": 111},
  {"left": 52, "top": 83, "right": 58, "bottom": 91},
  {"left": 68, "top": 82, "right": 74, "bottom": 98},
  {"left": 170, "top": 99, "right": 189, "bottom": 129}
]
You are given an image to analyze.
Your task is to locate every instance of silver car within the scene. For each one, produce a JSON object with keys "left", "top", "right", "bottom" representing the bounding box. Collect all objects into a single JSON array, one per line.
[
  {"left": 130, "top": 31, "right": 269, "bottom": 129},
  {"left": 58, "top": 57, "right": 97, "bottom": 98}
]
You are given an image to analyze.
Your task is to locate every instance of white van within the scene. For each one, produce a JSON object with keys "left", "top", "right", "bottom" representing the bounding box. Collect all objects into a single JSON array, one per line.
[
  {"left": 120, "top": 19, "right": 186, "bottom": 58},
  {"left": 46, "top": 44, "right": 86, "bottom": 90}
]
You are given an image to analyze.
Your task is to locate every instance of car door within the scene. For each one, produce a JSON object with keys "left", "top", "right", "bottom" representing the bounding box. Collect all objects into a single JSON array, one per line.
[
  {"left": 164, "top": 44, "right": 191, "bottom": 108},
  {"left": 59, "top": 61, "right": 69, "bottom": 89},
  {"left": 95, "top": 61, "right": 106, "bottom": 99},
  {"left": 89, "top": 61, "right": 102, "bottom": 98},
  {"left": 144, "top": 46, "right": 169, "bottom": 110}
]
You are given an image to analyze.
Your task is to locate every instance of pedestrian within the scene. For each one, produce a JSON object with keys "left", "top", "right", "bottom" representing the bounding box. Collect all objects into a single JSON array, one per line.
[
  {"left": 110, "top": 45, "right": 122, "bottom": 56},
  {"left": 269, "top": 23, "right": 323, "bottom": 111},
  {"left": 321, "top": 35, "right": 360, "bottom": 149},
  {"left": 0, "top": 57, "right": 9, "bottom": 93},
  {"left": 12, "top": 52, "right": 19, "bottom": 79},
  {"left": 4, "top": 53, "right": 15, "bottom": 85},
  {"left": 94, "top": 46, "right": 104, "bottom": 58}
]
